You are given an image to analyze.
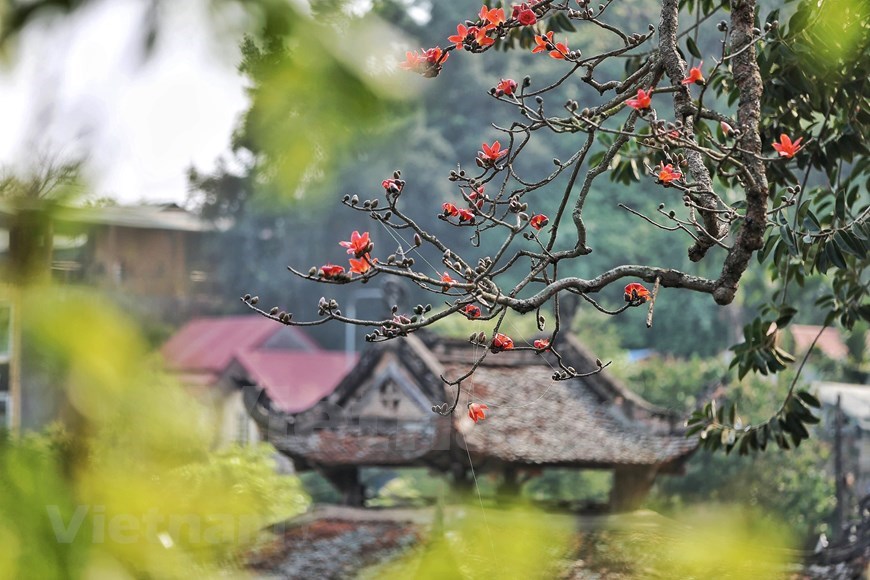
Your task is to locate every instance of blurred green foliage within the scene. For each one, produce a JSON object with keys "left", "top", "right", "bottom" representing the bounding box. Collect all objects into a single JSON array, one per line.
[
  {"left": 379, "top": 503, "right": 574, "bottom": 579},
  {"left": 651, "top": 365, "right": 835, "bottom": 537},
  {"left": 0, "top": 287, "right": 309, "bottom": 577},
  {"left": 574, "top": 507, "right": 796, "bottom": 579}
]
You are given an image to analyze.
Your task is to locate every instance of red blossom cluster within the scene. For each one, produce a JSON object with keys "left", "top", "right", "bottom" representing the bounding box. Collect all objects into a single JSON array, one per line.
[
  {"left": 445, "top": 2, "right": 540, "bottom": 57},
  {"left": 316, "top": 230, "right": 376, "bottom": 278},
  {"left": 447, "top": 5, "right": 505, "bottom": 52},
  {"left": 400, "top": 46, "right": 448, "bottom": 77},
  {"left": 442, "top": 202, "right": 475, "bottom": 223},
  {"left": 512, "top": 2, "right": 539, "bottom": 25}
]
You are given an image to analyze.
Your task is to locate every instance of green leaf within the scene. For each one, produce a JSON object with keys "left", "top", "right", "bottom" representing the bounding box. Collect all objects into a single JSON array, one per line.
[
  {"left": 836, "top": 230, "right": 866, "bottom": 258},
  {"left": 802, "top": 212, "right": 821, "bottom": 233},
  {"left": 796, "top": 390, "right": 821, "bottom": 408},
  {"left": 686, "top": 423, "right": 706, "bottom": 437},
  {"left": 775, "top": 306, "right": 798, "bottom": 327},
  {"left": 780, "top": 225, "right": 798, "bottom": 257},
  {"left": 825, "top": 240, "right": 848, "bottom": 269},
  {"left": 758, "top": 235, "right": 778, "bottom": 263},
  {"left": 686, "top": 37, "right": 702, "bottom": 59},
  {"left": 834, "top": 189, "right": 848, "bottom": 223},
  {"left": 757, "top": 423, "right": 769, "bottom": 450}
]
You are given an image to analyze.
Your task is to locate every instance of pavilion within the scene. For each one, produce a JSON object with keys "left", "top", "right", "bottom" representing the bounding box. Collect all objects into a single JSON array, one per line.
[{"left": 244, "top": 332, "right": 697, "bottom": 511}]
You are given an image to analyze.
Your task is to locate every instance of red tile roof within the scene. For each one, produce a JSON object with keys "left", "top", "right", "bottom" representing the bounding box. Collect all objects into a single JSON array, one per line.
[
  {"left": 790, "top": 324, "right": 853, "bottom": 360},
  {"left": 234, "top": 350, "right": 357, "bottom": 414},
  {"left": 161, "top": 315, "right": 318, "bottom": 374}
]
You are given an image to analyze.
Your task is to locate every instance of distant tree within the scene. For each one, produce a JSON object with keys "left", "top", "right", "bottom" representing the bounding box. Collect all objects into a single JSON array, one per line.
[{"left": 0, "top": 154, "right": 82, "bottom": 283}]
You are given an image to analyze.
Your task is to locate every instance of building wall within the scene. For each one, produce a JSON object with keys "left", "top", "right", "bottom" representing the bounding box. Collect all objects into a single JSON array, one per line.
[
  {"left": 88, "top": 225, "right": 192, "bottom": 298},
  {"left": 219, "top": 389, "right": 261, "bottom": 448}
]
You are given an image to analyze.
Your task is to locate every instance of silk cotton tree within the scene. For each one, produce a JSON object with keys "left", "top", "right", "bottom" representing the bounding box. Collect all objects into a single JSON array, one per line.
[{"left": 243, "top": 0, "right": 869, "bottom": 454}]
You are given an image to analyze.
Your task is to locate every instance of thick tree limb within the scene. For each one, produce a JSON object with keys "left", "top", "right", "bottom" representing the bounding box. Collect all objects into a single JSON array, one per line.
[
  {"left": 659, "top": 0, "right": 725, "bottom": 261},
  {"left": 712, "top": 0, "right": 768, "bottom": 304}
]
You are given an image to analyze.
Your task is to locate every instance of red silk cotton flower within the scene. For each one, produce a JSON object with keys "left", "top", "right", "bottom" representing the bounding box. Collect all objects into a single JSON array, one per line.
[
  {"left": 772, "top": 134, "right": 803, "bottom": 158},
  {"left": 448, "top": 24, "right": 478, "bottom": 49},
  {"left": 382, "top": 178, "right": 403, "bottom": 193},
  {"left": 480, "top": 5, "right": 506, "bottom": 28},
  {"left": 340, "top": 231, "right": 372, "bottom": 258},
  {"left": 626, "top": 88, "right": 652, "bottom": 111},
  {"left": 468, "top": 186, "right": 486, "bottom": 209},
  {"left": 400, "top": 47, "right": 448, "bottom": 77},
  {"left": 513, "top": 4, "right": 537, "bottom": 26},
  {"left": 440, "top": 272, "right": 455, "bottom": 292},
  {"left": 468, "top": 402, "right": 489, "bottom": 423},
  {"left": 533, "top": 339, "right": 550, "bottom": 350},
  {"left": 424, "top": 46, "right": 447, "bottom": 65},
  {"left": 319, "top": 264, "right": 345, "bottom": 279},
  {"left": 532, "top": 31, "right": 568, "bottom": 59},
  {"left": 478, "top": 140, "right": 508, "bottom": 165},
  {"left": 473, "top": 26, "right": 495, "bottom": 48},
  {"left": 624, "top": 282, "right": 651, "bottom": 303},
  {"left": 530, "top": 213, "right": 549, "bottom": 230},
  {"left": 681, "top": 62, "right": 704, "bottom": 85},
  {"left": 657, "top": 162, "right": 682, "bottom": 184},
  {"left": 464, "top": 304, "right": 482, "bottom": 318},
  {"left": 496, "top": 78, "right": 517, "bottom": 97},
  {"left": 442, "top": 202, "right": 459, "bottom": 217},
  {"left": 491, "top": 333, "right": 514, "bottom": 352},
  {"left": 456, "top": 208, "right": 475, "bottom": 223},
  {"left": 349, "top": 255, "right": 377, "bottom": 275}
]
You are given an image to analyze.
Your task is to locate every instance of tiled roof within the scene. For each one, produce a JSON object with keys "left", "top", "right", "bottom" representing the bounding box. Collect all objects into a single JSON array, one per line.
[
  {"left": 234, "top": 350, "right": 357, "bottom": 414},
  {"left": 252, "top": 333, "right": 696, "bottom": 469},
  {"left": 161, "top": 315, "right": 318, "bottom": 374},
  {"left": 790, "top": 324, "right": 859, "bottom": 361},
  {"left": 449, "top": 361, "right": 696, "bottom": 467}
]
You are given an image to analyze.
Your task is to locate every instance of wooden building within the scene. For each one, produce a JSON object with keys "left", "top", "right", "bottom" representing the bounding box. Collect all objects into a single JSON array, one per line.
[{"left": 244, "top": 332, "right": 697, "bottom": 511}]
